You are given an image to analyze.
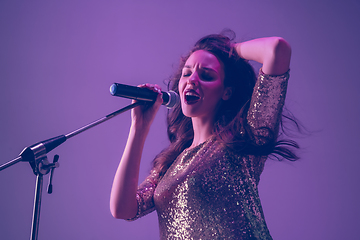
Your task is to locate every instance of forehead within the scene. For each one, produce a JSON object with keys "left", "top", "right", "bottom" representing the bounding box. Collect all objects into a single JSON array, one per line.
[{"left": 184, "top": 50, "right": 222, "bottom": 71}]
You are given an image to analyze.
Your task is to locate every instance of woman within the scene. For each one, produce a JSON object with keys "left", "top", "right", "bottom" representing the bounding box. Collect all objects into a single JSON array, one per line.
[{"left": 110, "top": 32, "right": 296, "bottom": 239}]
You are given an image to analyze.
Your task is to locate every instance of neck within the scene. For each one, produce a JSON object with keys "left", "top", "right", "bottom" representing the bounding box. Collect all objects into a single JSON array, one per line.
[{"left": 190, "top": 116, "right": 215, "bottom": 149}]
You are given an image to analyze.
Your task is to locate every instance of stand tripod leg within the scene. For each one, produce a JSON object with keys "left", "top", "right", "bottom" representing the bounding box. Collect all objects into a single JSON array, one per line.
[{"left": 30, "top": 174, "right": 43, "bottom": 240}]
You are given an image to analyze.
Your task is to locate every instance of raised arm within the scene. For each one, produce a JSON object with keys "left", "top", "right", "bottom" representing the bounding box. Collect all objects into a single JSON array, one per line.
[
  {"left": 110, "top": 84, "right": 162, "bottom": 219},
  {"left": 234, "top": 37, "right": 291, "bottom": 75},
  {"left": 235, "top": 37, "right": 291, "bottom": 145}
]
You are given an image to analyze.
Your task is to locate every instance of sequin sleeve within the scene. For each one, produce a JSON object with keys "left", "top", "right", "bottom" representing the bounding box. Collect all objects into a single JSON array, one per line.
[
  {"left": 126, "top": 169, "right": 160, "bottom": 221},
  {"left": 247, "top": 69, "right": 289, "bottom": 145}
]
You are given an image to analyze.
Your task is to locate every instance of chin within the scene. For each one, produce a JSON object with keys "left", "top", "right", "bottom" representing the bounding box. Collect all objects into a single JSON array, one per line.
[
  {"left": 182, "top": 109, "right": 195, "bottom": 118},
  {"left": 181, "top": 106, "right": 207, "bottom": 119},
  {"left": 181, "top": 106, "right": 198, "bottom": 118}
]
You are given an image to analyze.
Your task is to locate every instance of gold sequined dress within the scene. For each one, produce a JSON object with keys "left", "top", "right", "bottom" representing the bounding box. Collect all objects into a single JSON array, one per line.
[{"left": 128, "top": 70, "right": 289, "bottom": 240}]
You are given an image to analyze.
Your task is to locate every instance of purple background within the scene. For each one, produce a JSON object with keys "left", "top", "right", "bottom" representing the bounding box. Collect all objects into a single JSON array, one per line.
[{"left": 1, "top": 1, "right": 359, "bottom": 239}]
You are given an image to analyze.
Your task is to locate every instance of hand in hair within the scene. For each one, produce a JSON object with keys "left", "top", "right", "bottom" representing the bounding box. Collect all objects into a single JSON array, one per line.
[{"left": 235, "top": 37, "right": 291, "bottom": 75}]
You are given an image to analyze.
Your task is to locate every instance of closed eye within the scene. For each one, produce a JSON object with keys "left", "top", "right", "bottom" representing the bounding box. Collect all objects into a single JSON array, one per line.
[
  {"left": 182, "top": 70, "right": 192, "bottom": 77},
  {"left": 200, "top": 73, "right": 214, "bottom": 81},
  {"left": 181, "top": 68, "right": 217, "bottom": 81},
  {"left": 199, "top": 69, "right": 217, "bottom": 81}
]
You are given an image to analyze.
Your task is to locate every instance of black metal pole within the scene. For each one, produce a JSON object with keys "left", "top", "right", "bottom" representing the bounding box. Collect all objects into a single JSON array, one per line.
[
  {"left": 30, "top": 174, "right": 43, "bottom": 240},
  {"left": 65, "top": 101, "right": 142, "bottom": 139},
  {"left": 0, "top": 156, "right": 22, "bottom": 171}
]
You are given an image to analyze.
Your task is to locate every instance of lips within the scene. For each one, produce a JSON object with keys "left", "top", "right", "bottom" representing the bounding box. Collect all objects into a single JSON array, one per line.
[{"left": 184, "top": 89, "right": 200, "bottom": 104}]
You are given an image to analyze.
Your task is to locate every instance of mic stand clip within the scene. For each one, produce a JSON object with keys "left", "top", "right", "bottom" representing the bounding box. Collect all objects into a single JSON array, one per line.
[{"left": 19, "top": 143, "right": 60, "bottom": 240}]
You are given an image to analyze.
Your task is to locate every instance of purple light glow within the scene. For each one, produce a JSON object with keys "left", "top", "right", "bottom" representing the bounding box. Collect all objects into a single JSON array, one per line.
[{"left": 0, "top": 1, "right": 359, "bottom": 239}]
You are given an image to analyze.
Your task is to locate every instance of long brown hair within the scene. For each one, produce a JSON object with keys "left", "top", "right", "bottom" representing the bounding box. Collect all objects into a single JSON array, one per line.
[{"left": 153, "top": 31, "right": 298, "bottom": 177}]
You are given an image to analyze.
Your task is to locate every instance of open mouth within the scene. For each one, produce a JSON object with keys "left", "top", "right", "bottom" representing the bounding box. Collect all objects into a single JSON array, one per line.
[{"left": 184, "top": 90, "right": 200, "bottom": 104}]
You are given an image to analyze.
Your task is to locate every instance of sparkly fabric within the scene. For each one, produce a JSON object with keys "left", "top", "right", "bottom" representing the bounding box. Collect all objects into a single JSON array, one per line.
[{"left": 128, "top": 70, "right": 289, "bottom": 240}]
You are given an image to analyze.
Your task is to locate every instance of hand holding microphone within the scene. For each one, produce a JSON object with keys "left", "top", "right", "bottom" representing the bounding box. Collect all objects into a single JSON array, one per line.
[
  {"left": 110, "top": 83, "right": 177, "bottom": 132},
  {"left": 110, "top": 83, "right": 179, "bottom": 109}
]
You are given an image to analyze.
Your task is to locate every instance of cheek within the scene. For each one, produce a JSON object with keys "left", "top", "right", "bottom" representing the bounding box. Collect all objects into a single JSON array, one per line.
[
  {"left": 178, "top": 78, "right": 185, "bottom": 90},
  {"left": 205, "top": 81, "right": 224, "bottom": 95},
  {"left": 178, "top": 78, "right": 186, "bottom": 94},
  {"left": 178, "top": 79, "right": 186, "bottom": 100}
]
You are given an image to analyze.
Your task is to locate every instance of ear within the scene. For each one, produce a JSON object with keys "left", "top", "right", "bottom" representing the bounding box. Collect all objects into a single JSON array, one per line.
[{"left": 222, "top": 87, "right": 232, "bottom": 101}]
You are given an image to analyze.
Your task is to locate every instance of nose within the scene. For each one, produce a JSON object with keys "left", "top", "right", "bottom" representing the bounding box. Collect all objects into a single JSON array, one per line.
[{"left": 187, "top": 71, "right": 199, "bottom": 86}]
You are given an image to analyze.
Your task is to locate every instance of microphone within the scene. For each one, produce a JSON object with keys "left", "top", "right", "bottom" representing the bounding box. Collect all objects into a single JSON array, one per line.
[{"left": 110, "top": 83, "right": 179, "bottom": 108}]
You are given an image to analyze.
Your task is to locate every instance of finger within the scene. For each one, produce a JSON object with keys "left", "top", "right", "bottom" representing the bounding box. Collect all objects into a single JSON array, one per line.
[
  {"left": 153, "top": 91, "right": 163, "bottom": 107},
  {"left": 147, "top": 84, "right": 162, "bottom": 94},
  {"left": 144, "top": 84, "right": 163, "bottom": 106},
  {"left": 138, "top": 83, "right": 162, "bottom": 94},
  {"left": 154, "top": 84, "right": 162, "bottom": 94}
]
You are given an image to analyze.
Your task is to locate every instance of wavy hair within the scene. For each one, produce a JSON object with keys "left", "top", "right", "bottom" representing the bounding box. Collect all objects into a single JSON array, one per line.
[{"left": 153, "top": 31, "right": 299, "bottom": 177}]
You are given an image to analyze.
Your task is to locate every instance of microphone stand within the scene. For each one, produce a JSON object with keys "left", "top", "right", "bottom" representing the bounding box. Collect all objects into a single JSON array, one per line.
[{"left": 0, "top": 101, "right": 143, "bottom": 240}]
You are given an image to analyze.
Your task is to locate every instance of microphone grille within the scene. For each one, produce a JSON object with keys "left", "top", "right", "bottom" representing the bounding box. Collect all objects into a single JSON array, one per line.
[{"left": 165, "top": 91, "right": 180, "bottom": 109}]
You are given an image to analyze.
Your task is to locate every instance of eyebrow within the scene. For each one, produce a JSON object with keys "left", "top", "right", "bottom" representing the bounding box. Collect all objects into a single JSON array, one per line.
[{"left": 183, "top": 65, "right": 218, "bottom": 73}]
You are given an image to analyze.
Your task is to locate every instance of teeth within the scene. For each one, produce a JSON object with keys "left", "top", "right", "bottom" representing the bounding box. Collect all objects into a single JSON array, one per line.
[
  {"left": 185, "top": 91, "right": 199, "bottom": 96},
  {"left": 185, "top": 91, "right": 200, "bottom": 103}
]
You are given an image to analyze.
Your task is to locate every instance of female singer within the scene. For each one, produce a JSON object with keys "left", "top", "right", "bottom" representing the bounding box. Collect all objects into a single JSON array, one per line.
[{"left": 110, "top": 31, "right": 297, "bottom": 239}]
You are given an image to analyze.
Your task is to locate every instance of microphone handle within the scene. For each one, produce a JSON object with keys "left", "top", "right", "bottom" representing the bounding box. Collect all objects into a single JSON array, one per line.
[{"left": 110, "top": 83, "right": 170, "bottom": 104}]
